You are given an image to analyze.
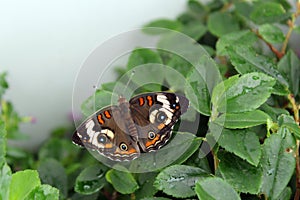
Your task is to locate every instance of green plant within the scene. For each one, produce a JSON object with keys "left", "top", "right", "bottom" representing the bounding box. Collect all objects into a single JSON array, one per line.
[
  {"left": 75, "top": 0, "right": 300, "bottom": 199},
  {"left": 1, "top": 0, "right": 300, "bottom": 199},
  {"left": 0, "top": 73, "right": 59, "bottom": 199}
]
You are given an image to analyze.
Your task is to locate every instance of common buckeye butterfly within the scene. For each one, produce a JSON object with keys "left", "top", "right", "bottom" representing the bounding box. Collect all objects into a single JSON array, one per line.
[{"left": 72, "top": 92, "right": 189, "bottom": 161}]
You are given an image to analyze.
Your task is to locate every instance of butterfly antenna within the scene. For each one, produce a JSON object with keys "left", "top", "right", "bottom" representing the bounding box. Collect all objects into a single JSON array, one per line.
[{"left": 120, "top": 70, "right": 135, "bottom": 98}]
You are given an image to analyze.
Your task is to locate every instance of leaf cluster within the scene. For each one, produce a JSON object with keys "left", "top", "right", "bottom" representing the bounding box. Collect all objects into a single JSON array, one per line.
[{"left": 1, "top": 0, "right": 300, "bottom": 199}]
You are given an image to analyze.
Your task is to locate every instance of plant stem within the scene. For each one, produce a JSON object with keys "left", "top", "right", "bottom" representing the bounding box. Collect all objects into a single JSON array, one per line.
[
  {"left": 281, "top": 1, "right": 300, "bottom": 55},
  {"left": 220, "top": 2, "right": 232, "bottom": 12},
  {"left": 288, "top": 94, "right": 300, "bottom": 125},
  {"left": 130, "top": 193, "right": 136, "bottom": 200},
  {"left": 212, "top": 151, "right": 219, "bottom": 173},
  {"left": 253, "top": 29, "right": 284, "bottom": 59},
  {"left": 295, "top": 141, "right": 300, "bottom": 200},
  {"left": 288, "top": 94, "right": 300, "bottom": 200}
]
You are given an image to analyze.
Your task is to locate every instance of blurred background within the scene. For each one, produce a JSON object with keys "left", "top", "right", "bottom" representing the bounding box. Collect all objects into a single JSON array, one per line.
[{"left": 0, "top": 0, "right": 187, "bottom": 149}]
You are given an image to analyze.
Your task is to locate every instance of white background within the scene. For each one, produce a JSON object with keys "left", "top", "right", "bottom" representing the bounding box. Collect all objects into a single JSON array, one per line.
[{"left": 0, "top": 0, "right": 187, "bottom": 149}]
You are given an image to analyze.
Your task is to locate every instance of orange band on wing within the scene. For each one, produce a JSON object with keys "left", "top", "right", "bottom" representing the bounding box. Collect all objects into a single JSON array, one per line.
[
  {"left": 157, "top": 123, "right": 165, "bottom": 130},
  {"left": 147, "top": 96, "right": 153, "bottom": 106},
  {"left": 97, "top": 114, "right": 105, "bottom": 124},
  {"left": 104, "top": 143, "right": 113, "bottom": 148},
  {"left": 127, "top": 148, "right": 138, "bottom": 154},
  {"left": 139, "top": 97, "right": 144, "bottom": 106},
  {"left": 115, "top": 148, "right": 138, "bottom": 154},
  {"left": 104, "top": 110, "right": 111, "bottom": 119},
  {"left": 145, "top": 135, "right": 160, "bottom": 147}
]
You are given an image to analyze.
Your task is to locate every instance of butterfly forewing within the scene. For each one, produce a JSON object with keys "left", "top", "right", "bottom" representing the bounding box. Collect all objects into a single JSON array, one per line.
[{"left": 73, "top": 106, "right": 140, "bottom": 161}]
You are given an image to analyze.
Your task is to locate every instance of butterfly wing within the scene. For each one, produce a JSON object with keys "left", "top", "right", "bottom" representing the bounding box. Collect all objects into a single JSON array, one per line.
[
  {"left": 129, "top": 92, "right": 189, "bottom": 152},
  {"left": 73, "top": 106, "right": 140, "bottom": 161}
]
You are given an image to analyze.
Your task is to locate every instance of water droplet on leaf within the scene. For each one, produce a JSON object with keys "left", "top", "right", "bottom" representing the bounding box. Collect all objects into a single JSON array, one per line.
[
  {"left": 266, "top": 168, "right": 275, "bottom": 176},
  {"left": 83, "top": 185, "right": 91, "bottom": 190}
]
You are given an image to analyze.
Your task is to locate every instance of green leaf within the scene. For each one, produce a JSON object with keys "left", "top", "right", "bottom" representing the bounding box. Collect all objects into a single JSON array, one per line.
[
  {"left": 38, "top": 158, "right": 68, "bottom": 198},
  {"left": 7, "top": 146, "right": 29, "bottom": 159},
  {"left": 273, "top": 0, "right": 292, "bottom": 10},
  {"left": 278, "top": 50, "right": 300, "bottom": 96},
  {"left": 126, "top": 48, "right": 164, "bottom": 91},
  {"left": 128, "top": 132, "right": 202, "bottom": 172},
  {"left": 0, "top": 163, "right": 12, "bottom": 200},
  {"left": 185, "top": 152, "right": 212, "bottom": 173},
  {"left": 218, "top": 151, "right": 262, "bottom": 194},
  {"left": 156, "top": 30, "right": 209, "bottom": 65},
  {"left": 226, "top": 45, "right": 289, "bottom": 94},
  {"left": 135, "top": 172, "right": 158, "bottom": 199},
  {"left": 180, "top": 106, "right": 197, "bottom": 122},
  {"left": 181, "top": 21, "right": 207, "bottom": 40},
  {"left": 185, "top": 55, "right": 222, "bottom": 115},
  {"left": 202, "top": 45, "right": 215, "bottom": 56},
  {"left": 260, "top": 103, "right": 289, "bottom": 121},
  {"left": 0, "top": 101, "right": 26, "bottom": 140},
  {"left": 143, "top": 19, "right": 182, "bottom": 34},
  {"left": 185, "top": 68, "right": 210, "bottom": 115},
  {"left": 278, "top": 114, "right": 300, "bottom": 139},
  {"left": 294, "top": 25, "right": 300, "bottom": 34},
  {"left": 0, "top": 120, "right": 6, "bottom": 167},
  {"left": 195, "top": 177, "right": 241, "bottom": 200},
  {"left": 9, "top": 170, "right": 41, "bottom": 200},
  {"left": 101, "top": 82, "right": 118, "bottom": 92},
  {"left": 260, "top": 127, "right": 296, "bottom": 199},
  {"left": 211, "top": 72, "right": 276, "bottom": 113},
  {"left": 214, "top": 110, "right": 271, "bottom": 129},
  {"left": 218, "top": 129, "right": 261, "bottom": 166},
  {"left": 0, "top": 72, "right": 8, "bottom": 99},
  {"left": 250, "top": 2, "right": 289, "bottom": 24},
  {"left": 141, "top": 198, "right": 171, "bottom": 200},
  {"left": 75, "top": 164, "right": 108, "bottom": 195},
  {"left": 70, "top": 192, "right": 99, "bottom": 200},
  {"left": 207, "top": 12, "right": 240, "bottom": 37},
  {"left": 275, "top": 187, "right": 292, "bottom": 200},
  {"left": 164, "top": 54, "right": 193, "bottom": 91},
  {"left": 105, "top": 169, "right": 139, "bottom": 194},
  {"left": 234, "top": 1, "right": 253, "bottom": 19},
  {"left": 81, "top": 90, "right": 114, "bottom": 116},
  {"left": 216, "top": 30, "right": 258, "bottom": 56},
  {"left": 177, "top": 12, "right": 199, "bottom": 25},
  {"left": 81, "top": 80, "right": 135, "bottom": 117},
  {"left": 38, "top": 138, "right": 80, "bottom": 165},
  {"left": 24, "top": 185, "right": 59, "bottom": 200},
  {"left": 187, "top": 0, "right": 208, "bottom": 18},
  {"left": 127, "top": 48, "right": 163, "bottom": 70},
  {"left": 154, "top": 165, "right": 210, "bottom": 198},
  {"left": 258, "top": 24, "right": 285, "bottom": 44},
  {"left": 171, "top": 136, "right": 203, "bottom": 165}
]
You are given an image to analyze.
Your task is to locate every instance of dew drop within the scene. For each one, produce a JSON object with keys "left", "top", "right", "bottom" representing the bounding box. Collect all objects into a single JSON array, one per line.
[
  {"left": 83, "top": 185, "right": 91, "bottom": 190},
  {"left": 266, "top": 168, "right": 275, "bottom": 176},
  {"left": 96, "top": 169, "right": 104, "bottom": 178},
  {"left": 153, "top": 161, "right": 156, "bottom": 167},
  {"left": 167, "top": 176, "right": 185, "bottom": 183}
]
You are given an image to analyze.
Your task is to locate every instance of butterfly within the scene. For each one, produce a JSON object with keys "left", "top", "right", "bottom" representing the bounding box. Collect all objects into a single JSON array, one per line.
[{"left": 72, "top": 92, "right": 189, "bottom": 161}]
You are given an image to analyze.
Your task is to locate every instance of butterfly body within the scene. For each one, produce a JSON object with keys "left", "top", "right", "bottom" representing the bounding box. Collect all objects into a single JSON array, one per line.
[{"left": 73, "top": 92, "right": 189, "bottom": 161}]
